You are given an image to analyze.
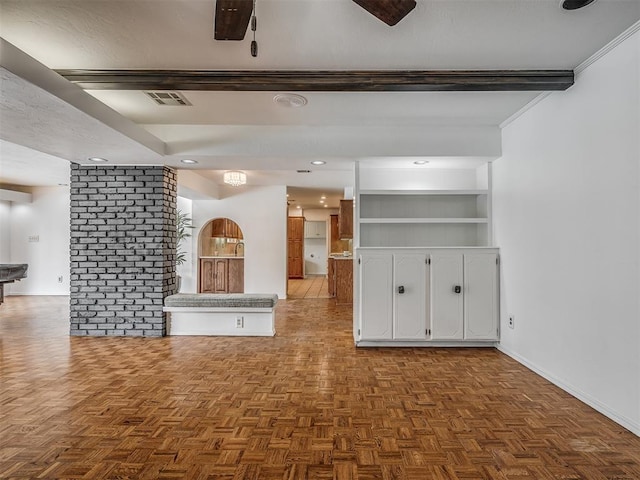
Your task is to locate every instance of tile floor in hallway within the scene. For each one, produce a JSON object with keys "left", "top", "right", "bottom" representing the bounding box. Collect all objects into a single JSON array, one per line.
[{"left": 1, "top": 295, "right": 640, "bottom": 479}]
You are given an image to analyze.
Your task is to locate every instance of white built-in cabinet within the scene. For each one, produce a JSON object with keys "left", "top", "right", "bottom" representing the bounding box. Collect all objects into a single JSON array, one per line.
[
  {"left": 304, "top": 221, "right": 326, "bottom": 239},
  {"left": 356, "top": 249, "right": 499, "bottom": 345}
]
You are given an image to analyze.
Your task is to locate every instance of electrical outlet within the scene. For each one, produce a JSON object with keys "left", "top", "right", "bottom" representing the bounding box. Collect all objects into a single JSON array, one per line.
[
  {"left": 508, "top": 315, "right": 515, "bottom": 329},
  {"left": 57, "top": 276, "right": 63, "bottom": 283},
  {"left": 235, "top": 316, "right": 244, "bottom": 328}
]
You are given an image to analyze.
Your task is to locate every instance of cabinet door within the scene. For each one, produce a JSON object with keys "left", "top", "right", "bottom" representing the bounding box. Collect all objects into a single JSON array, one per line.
[
  {"left": 339, "top": 200, "right": 353, "bottom": 239},
  {"left": 228, "top": 258, "right": 244, "bottom": 293},
  {"left": 327, "top": 258, "right": 335, "bottom": 297},
  {"left": 359, "top": 253, "right": 393, "bottom": 340},
  {"left": 200, "top": 258, "right": 216, "bottom": 293},
  {"left": 211, "top": 218, "right": 226, "bottom": 237},
  {"left": 464, "top": 253, "right": 498, "bottom": 340},
  {"left": 213, "top": 258, "right": 228, "bottom": 293},
  {"left": 430, "top": 253, "right": 464, "bottom": 340},
  {"left": 393, "top": 254, "right": 427, "bottom": 340},
  {"left": 288, "top": 217, "right": 304, "bottom": 278}
]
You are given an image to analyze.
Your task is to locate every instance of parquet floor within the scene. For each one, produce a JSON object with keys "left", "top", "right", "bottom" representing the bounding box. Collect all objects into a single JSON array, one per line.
[
  {"left": 287, "top": 276, "right": 331, "bottom": 299},
  {"left": 1, "top": 296, "right": 640, "bottom": 480}
]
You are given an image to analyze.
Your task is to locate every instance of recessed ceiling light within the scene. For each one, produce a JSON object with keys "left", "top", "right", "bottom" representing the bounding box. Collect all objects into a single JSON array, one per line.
[
  {"left": 310, "top": 160, "right": 326, "bottom": 165},
  {"left": 273, "top": 93, "right": 307, "bottom": 108},
  {"left": 320, "top": 195, "right": 326, "bottom": 199},
  {"left": 413, "top": 160, "right": 429, "bottom": 165},
  {"left": 560, "top": 0, "right": 596, "bottom": 10},
  {"left": 324, "top": 205, "right": 328, "bottom": 208},
  {"left": 320, "top": 200, "right": 324, "bottom": 204},
  {"left": 181, "top": 159, "right": 198, "bottom": 164},
  {"left": 296, "top": 205, "right": 301, "bottom": 209},
  {"left": 88, "top": 157, "right": 108, "bottom": 162}
]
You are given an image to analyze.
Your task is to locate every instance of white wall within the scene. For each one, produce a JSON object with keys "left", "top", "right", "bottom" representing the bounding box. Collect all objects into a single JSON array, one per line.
[
  {"left": 176, "top": 196, "right": 195, "bottom": 292},
  {"left": 493, "top": 29, "right": 640, "bottom": 435},
  {"left": 0, "top": 201, "right": 11, "bottom": 262},
  {"left": 190, "top": 185, "right": 287, "bottom": 298},
  {"left": 6, "top": 186, "right": 70, "bottom": 295}
]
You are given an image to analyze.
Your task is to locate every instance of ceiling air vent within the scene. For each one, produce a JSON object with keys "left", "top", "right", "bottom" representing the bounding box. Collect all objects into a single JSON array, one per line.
[{"left": 144, "top": 91, "right": 192, "bottom": 106}]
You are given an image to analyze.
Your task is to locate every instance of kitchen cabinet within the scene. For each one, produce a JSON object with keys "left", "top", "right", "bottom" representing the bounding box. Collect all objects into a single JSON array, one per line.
[
  {"left": 328, "top": 257, "right": 335, "bottom": 296},
  {"left": 330, "top": 214, "right": 350, "bottom": 254},
  {"left": 339, "top": 200, "right": 353, "bottom": 239},
  {"left": 304, "top": 221, "right": 326, "bottom": 239},
  {"left": 210, "top": 218, "right": 243, "bottom": 239},
  {"left": 288, "top": 217, "right": 304, "bottom": 279},
  {"left": 334, "top": 258, "right": 353, "bottom": 305},
  {"left": 356, "top": 248, "right": 498, "bottom": 345},
  {"left": 199, "top": 258, "right": 244, "bottom": 293}
]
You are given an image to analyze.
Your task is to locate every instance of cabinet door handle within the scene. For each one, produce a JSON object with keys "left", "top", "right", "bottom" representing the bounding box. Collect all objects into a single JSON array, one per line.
[
  {"left": 398, "top": 286, "right": 405, "bottom": 294},
  {"left": 453, "top": 285, "right": 461, "bottom": 294}
]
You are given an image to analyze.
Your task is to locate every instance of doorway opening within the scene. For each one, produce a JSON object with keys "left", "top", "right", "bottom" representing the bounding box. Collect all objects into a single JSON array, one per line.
[{"left": 198, "top": 218, "right": 244, "bottom": 293}]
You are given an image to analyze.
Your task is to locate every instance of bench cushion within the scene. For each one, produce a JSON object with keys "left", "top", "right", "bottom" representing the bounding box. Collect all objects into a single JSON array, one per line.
[{"left": 164, "top": 293, "right": 278, "bottom": 309}]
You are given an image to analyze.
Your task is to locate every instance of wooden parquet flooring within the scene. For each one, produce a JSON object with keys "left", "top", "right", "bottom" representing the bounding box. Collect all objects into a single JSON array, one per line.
[
  {"left": 287, "top": 277, "right": 331, "bottom": 299},
  {"left": 1, "top": 296, "right": 640, "bottom": 480}
]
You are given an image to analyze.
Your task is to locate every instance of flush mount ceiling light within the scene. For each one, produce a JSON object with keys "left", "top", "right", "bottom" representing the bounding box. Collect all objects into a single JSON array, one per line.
[
  {"left": 223, "top": 170, "right": 247, "bottom": 186},
  {"left": 88, "top": 157, "right": 108, "bottom": 162},
  {"left": 180, "top": 159, "right": 198, "bottom": 164},
  {"left": 310, "top": 160, "right": 326, "bottom": 165},
  {"left": 273, "top": 93, "right": 308, "bottom": 108},
  {"left": 413, "top": 160, "right": 429, "bottom": 165},
  {"left": 560, "top": 0, "right": 596, "bottom": 10}
]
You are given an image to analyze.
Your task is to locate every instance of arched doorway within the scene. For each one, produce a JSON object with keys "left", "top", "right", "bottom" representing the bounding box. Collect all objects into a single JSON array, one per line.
[{"left": 198, "top": 218, "right": 244, "bottom": 293}]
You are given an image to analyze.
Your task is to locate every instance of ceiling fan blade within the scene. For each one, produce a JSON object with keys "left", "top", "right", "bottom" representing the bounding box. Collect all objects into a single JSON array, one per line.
[
  {"left": 214, "top": 0, "right": 253, "bottom": 40},
  {"left": 352, "top": 0, "right": 417, "bottom": 26}
]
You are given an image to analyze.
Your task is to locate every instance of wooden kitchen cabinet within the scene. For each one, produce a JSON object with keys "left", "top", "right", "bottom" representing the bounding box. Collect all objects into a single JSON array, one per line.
[
  {"left": 227, "top": 258, "right": 244, "bottom": 293},
  {"left": 334, "top": 258, "right": 353, "bottom": 305},
  {"left": 288, "top": 217, "right": 304, "bottom": 279},
  {"left": 210, "top": 218, "right": 243, "bottom": 239},
  {"left": 339, "top": 199, "right": 353, "bottom": 239},
  {"left": 327, "top": 257, "right": 336, "bottom": 296},
  {"left": 199, "top": 258, "right": 244, "bottom": 293}
]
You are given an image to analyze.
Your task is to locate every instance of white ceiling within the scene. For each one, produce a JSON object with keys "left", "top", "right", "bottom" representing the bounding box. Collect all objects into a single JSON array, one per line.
[{"left": 1, "top": 0, "right": 639, "bottom": 208}]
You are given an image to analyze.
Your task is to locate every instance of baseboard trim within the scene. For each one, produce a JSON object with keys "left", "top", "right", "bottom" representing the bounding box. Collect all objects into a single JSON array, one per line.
[{"left": 497, "top": 345, "right": 640, "bottom": 437}]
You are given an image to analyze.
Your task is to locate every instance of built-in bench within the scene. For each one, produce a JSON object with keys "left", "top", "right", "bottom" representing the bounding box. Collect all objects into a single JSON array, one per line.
[{"left": 163, "top": 293, "right": 279, "bottom": 336}]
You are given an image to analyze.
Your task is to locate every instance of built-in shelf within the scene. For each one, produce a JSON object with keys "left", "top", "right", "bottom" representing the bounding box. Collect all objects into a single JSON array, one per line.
[
  {"left": 360, "top": 218, "right": 488, "bottom": 224},
  {"left": 357, "top": 187, "right": 491, "bottom": 248}
]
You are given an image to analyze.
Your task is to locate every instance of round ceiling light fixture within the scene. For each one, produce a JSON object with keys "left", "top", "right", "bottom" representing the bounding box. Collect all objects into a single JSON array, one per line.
[
  {"left": 181, "top": 159, "right": 198, "bottom": 165},
  {"left": 223, "top": 171, "right": 247, "bottom": 187},
  {"left": 273, "top": 93, "right": 308, "bottom": 108},
  {"left": 413, "top": 160, "right": 429, "bottom": 165},
  {"left": 88, "top": 157, "right": 108, "bottom": 162},
  {"left": 310, "top": 160, "right": 326, "bottom": 165},
  {"left": 560, "top": 0, "right": 596, "bottom": 10}
]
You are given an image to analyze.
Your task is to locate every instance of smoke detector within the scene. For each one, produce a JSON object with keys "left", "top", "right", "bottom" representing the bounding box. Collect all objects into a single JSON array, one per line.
[{"left": 273, "top": 93, "right": 307, "bottom": 108}]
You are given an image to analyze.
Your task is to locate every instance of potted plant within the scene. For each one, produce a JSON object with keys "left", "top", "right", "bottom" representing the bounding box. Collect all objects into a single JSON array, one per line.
[{"left": 175, "top": 209, "right": 193, "bottom": 293}]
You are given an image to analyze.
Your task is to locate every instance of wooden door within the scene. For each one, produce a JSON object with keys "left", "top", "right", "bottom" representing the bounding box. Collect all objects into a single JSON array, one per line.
[
  {"left": 430, "top": 252, "right": 464, "bottom": 340},
  {"left": 213, "top": 258, "right": 228, "bottom": 293},
  {"left": 288, "top": 217, "right": 304, "bottom": 279},
  {"left": 200, "top": 258, "right": 216, "bottom": 293},
  {"left": 463, "top": 253, "right": 498, "bottom": 340},
  {"left": 359, "top": 253, "right": 393, "bottom": 340},
  {"left": 393, "top": 253, "right": 427, "bottom": 340},
  {"left": 228, "top": 258, "right": 244, "bottom": 293}
]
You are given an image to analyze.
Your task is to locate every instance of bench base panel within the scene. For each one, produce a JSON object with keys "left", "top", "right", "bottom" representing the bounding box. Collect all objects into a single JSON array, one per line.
[{"left": 166, "top": 309, "right": 275, "bottom": 336}]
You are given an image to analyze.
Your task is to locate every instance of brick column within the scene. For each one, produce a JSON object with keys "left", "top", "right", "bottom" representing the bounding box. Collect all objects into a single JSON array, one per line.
[{"left": 69, "top": 164, "right": 177, "bottom": 336}]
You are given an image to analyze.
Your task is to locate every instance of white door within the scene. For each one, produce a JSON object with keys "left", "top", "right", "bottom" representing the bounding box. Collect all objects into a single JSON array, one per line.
[
  {"left": 464, "top": 253, "right": 499, "bottom": 340},
  {"left": 430, "top": 253, "right": 464, "bottom": 340},
  {"left": 359, "top": 253, "right": 393, "bottom": 340},
  {"left": 393, "top": 253, "right": 427, "bottom": 340}
]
